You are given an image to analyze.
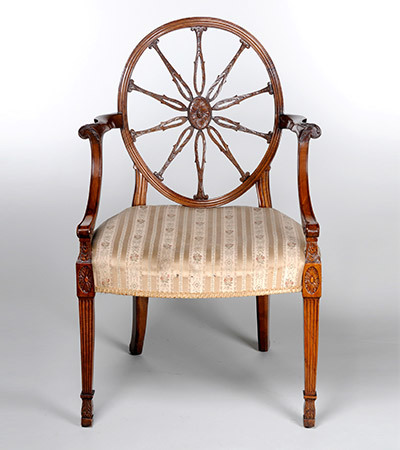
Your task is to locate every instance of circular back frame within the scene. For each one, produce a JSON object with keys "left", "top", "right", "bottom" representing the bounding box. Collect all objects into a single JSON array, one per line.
[{"left": 118, "top": 17, "right": 284, "bottom": 207}]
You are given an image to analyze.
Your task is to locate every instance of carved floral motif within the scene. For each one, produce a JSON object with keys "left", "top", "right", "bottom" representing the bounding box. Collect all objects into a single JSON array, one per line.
[
  {"left": 188, "top": 97, "right": 212, "bottom": 129},
  {"left": 304, "top": 266, "right": 319, "bottom": 295},
  {"left": 78, "top": 266, "right": 93, "bottom": 294},
  {"left": 305, "top": 242, "right": 320, "bottom": 263},
  {"left": 79, "top": 240, "right": 91, "bottom": 262},
  {"left": 304, "top": 398, "right": 315, "bottom": 420},
  {"left": 81, "top": 398, "right": 93, "bottom": 418}
]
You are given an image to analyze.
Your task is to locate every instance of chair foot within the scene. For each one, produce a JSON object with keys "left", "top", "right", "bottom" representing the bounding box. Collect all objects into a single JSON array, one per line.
[
  {"left": 81, "top": 417, "right": 93, "bottom": 427},
  {"left": 303, "top": 391, "right": 316, "bottom": 428},
  {"left": 129, "top": 343, "right": 142, "bottom": 355},
  {"left": 80, "top": 390, "right": 94, "bottom": 427},
  {"left": 303, "top": 417, "right": 315, "bottom": 428}
]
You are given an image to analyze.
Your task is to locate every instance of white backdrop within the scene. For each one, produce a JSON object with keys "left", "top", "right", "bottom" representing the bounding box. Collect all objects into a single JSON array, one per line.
[{"left": 1, "top": 1, "right": 399, "bottom": 449}]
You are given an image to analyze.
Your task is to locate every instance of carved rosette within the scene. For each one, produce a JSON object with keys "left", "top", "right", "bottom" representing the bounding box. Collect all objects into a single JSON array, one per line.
[
  {"left": 188, "top": 97, "right": 212, "bottom": 129},
  {"left": 78, "top": 266, "right": 94, "bottom": 294},
  {"left": 304, "top": 266, "right": 319, "bottom": 295},
  {"left": 303, "top": 239, "right": 321, "bottom": 298}
]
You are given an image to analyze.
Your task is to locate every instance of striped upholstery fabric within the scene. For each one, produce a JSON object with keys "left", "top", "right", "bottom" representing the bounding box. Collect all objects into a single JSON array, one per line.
[{"left": 91, "top": 205, "right": 306, "bottom": 298}]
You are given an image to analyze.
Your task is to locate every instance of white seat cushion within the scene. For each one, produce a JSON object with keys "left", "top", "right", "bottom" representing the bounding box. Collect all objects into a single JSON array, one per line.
[{"left": 92, "top": 205, "right": 306, "bottom": 298}]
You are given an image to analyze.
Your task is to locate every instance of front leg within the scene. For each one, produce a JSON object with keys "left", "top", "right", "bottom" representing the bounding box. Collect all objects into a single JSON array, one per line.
[
  {"left": 78, "top": 297, "right": 95, "bottom": 427},
  {"left": 77, "top": 239, "right": 96, "bottom": 427},
  {"left": 302, "top": 239, "right": 321, "bottom": 428},
  {"left": 303, "top": 297, "right": 320, "bottom": 427}
]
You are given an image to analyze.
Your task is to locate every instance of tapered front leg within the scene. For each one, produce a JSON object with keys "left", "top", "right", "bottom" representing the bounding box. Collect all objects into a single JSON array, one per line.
[
  {"left": 256, "top": 295, "right": 270, "bottom": 351},
  {"left": 303, "top": 297, "right": 320, "bottom": 428},
  {"left": 302, "top": 238, "right": 322, "bottom": 427},
  {"left": 78, "top": 296, "right": 95, "bottom": 427},
  {"left": 129, "top": 297, "right": 149, "bottom": 355}
]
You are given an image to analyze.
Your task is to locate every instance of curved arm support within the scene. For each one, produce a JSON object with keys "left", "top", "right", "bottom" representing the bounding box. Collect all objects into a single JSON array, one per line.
[
  {"left": 280, "top": 114, "right": 321, "bottom": 238},
  {"left": 77, "top": 113, "right": 123, "bottom": 239}
]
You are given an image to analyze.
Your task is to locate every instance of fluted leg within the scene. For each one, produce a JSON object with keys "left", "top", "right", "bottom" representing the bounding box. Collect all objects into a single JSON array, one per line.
[
  {"left": 78, "top": 296, "right": 95, "bottom": 427},
  {"left": 256, "top": 295, "right": 270, "bottom": 351},
  {"left": 129, "top": 296, "right": 149, "bottom": 355},
  {"left": 303, "top": 297, "right": 320, "bottom": 428}
]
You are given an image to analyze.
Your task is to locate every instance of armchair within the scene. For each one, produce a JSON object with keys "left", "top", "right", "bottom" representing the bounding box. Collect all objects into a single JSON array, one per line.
[{"left": 76, "top": 17, "right": 322, "bottom": 428}]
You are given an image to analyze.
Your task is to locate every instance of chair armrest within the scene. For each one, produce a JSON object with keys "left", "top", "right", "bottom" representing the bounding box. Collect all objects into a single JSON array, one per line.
[
  {"left": 279, "top": 114, "right": 321, "bottom": 238},
  {"left": 77, "top": 113, "right": 123, "bottom": 239}
]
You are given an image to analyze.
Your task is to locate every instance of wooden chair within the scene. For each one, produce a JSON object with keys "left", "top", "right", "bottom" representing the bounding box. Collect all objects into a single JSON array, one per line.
[{"left": 76, "top": 17, "right": 322, "bottom": 428}]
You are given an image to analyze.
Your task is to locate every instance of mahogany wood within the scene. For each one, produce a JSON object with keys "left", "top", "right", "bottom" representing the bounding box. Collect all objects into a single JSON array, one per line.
[
  {"left": 76, "top": 17, "right": 323, "bottom": 428},
  {"left": 256, "top": 167, "right": 272, "bottom": 208},
  {"left": 280, "top": 113, "right": 322, "bottom": 427},
  {"left": 78, "top": 297, "right": 95, "bottom": 427},
  {"left": 77, "top": 113, "right": 123, "bottom": 238},
  {"left": 130, "top": 175, "right": 149, "bottom": 355},
  {"left": 212, "top": 84, "right": 272, "bottom": 111},
  {"left": 76, "top": 112, "right": 123, "bottom": 427},
  {"left": 132, "top": 168, "right": 148, "bottom": 206},
  {"left": 256, "top": 295, "right": 270, "bottom": 352},
  {"left": 255, "top": 168, "right": 272, "bottom": 351},
  {"left": 129, "top": 297, "right": 149, "bottom": 355},
  {"left": 303, "top": 297, "right": 320, "bottom": 428},
  {"left": 118, "top": 17, "right": 284, "bottom": 207},
  {"left": 279, "top": 114, "right": 321, "bottom": 237}
]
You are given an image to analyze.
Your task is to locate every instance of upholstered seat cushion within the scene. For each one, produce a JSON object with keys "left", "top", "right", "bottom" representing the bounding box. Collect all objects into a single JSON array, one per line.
[{"left": 92, "top": 205, "right": 306, "bottom": 298}]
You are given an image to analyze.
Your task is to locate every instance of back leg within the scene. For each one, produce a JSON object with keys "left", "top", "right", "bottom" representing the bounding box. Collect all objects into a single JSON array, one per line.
[
  {"left": 256, "top": 295, "right": 270, "bottom": 351},
  {"left": 129, "top": 296, "right": 149, "bottom": 355}
]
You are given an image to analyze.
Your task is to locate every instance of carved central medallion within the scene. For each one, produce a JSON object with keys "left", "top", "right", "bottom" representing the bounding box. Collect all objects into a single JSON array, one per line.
[{"left": 188, "top": 96, "right": 212, "bottom": 129}]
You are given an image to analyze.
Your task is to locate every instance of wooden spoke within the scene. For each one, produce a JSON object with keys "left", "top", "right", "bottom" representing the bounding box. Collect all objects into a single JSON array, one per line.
[
  {"left": 191, "top": 26, "right": 207, "bottom": 96},
  {"left": 212, "top": 83, "right": 273, "bottom": 111},
  {"left": 154, "top": 126, "right": 194, "bottom": 181},
  {"left": 213, "top": 116, "right": 272, "bottom": 142},
  {"left": 128, "top": 80, "right": 187, "bottom": 111},
  {"left": 206, "top": 39, "right": 250, "bottom": 102},
  {"left": 193, "top": 130, "right": 208, "bottom": 200},
  {"left": 207, "top": 126, "right": 250, "bottom": 181},
  {"left": 130, "top": 116, "right": 187, "bottom": 141},
  {"left": 149, "top": 39, "right": 193, "bottom": 102}
]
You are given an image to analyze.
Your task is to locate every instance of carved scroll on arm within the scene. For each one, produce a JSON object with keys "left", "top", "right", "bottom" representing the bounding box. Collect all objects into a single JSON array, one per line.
[
  {"left": 279, "top": 114, "right": 322, "bottom": 238},
  {"left": 77, "top": 113, "right": 123, "bottom": 239}
]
